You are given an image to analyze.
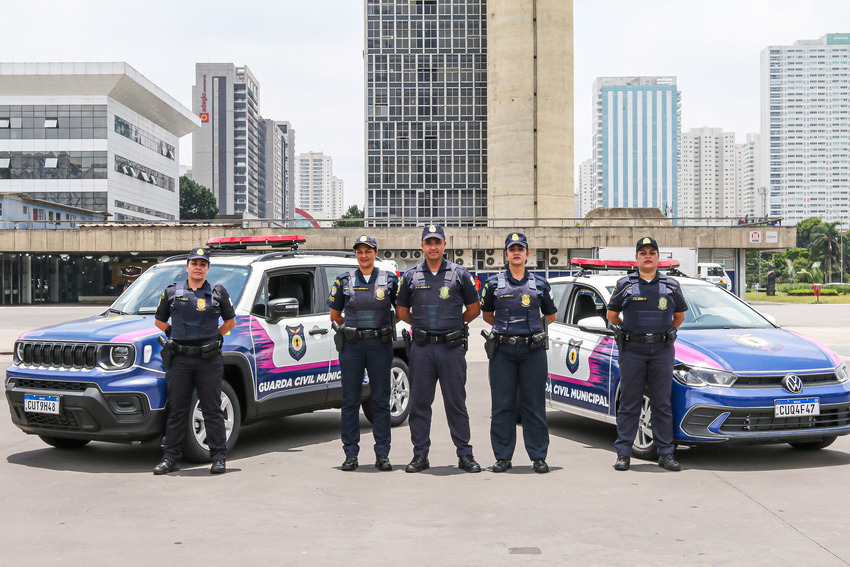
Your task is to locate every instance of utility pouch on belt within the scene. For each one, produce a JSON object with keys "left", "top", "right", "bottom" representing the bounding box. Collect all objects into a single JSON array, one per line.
[
  {"left": 157, "top": 335, "right": 175, "bottom": 369},
  {"left": 413, "top": 328, "right": 429, "bottom": 346},
  {"left": 665, "top": 327, "right": 678, "bottom": 343},
  {"left": 200, "top": 339, "right": 221, "bottom": 359},
  {"left": 481, "top": 329, "right": 498, "bottom": 360},
  {"left": 529, "top": 332, "right": 548, "bottom": 351},
  {"left": 402, "top": 328, "right": 412, "bottom": 356},
  {"left": 380, "top": 326, "right": 394, "bottom": 343},
  {"left": 463, "top": 322, "right": 469, "bottom": 352},
  {"left": 445, "top": 328, "right": 464, "bottom": 349},
  {"left": 332, "top": 322, "right": 345, "bottom": 353},
  {"left": 343, "top": 326, "right": 359, "bottom": 344}
]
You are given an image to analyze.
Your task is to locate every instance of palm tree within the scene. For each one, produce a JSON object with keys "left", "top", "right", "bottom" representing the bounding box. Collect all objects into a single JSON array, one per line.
[{"left": 810, "top": 222, "right": 842, "bottom": 283}]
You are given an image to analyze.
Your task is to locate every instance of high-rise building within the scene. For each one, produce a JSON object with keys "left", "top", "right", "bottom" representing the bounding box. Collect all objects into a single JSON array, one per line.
[
  {"left": 576, "top": 158, "right": 594, "bottom": 218},
  {"left": 276, "top": 121, "right": 296, "bottom": 221},
  {"left": 296, "top": 151, "right": 343, "bottom": 226},
  {"left": 0, "top": 62, "right": 198, "bottom": 222},
  {"left": 592, "top": 76, "right": 680, "bottom": 216},
  {"left": 679, "top": 127, "right": 738, "bottom": 219},
  {"left": 761, "top": 33, "right": 850, "bottom": 226},
  {"left": 364, "top": 0, "right": 488, "bottom": 226},
  {"left": 258, "top": 119, "right": 283, "bottom": 219},
  {"left": 737, "top": 133, "right": 765, "bottom": 218},
  {"left": 192, "top": 63, "right": 261, "bottom": 218},
  {"left": 487, "top": 0, "right": 574, "bottom": 226}
]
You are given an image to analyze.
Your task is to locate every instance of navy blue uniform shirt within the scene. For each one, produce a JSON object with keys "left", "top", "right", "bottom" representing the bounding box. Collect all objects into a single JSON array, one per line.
[
  {"left": 155, "top": 280, "right": 235, "bottom": 342},
  {"left": 480, "top": 270, "right": 558, "bottom": 334},
  {"left": 607, "top": 273, "right": 687, "bottom": 335},
  {"left": 397, "top": 259, "right": 479, "bottom": 334},
  {"left": 326, "top": 268, "right": 399, "bottom": 313}
]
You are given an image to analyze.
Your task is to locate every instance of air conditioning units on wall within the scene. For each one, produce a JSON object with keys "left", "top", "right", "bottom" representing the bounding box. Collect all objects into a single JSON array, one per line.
[
  {"left": 548, "top": 249, "right": 570, "bottom": 267},
  {"left": 483, "top": 248, "right": 503, "bottom": 269},
  {"left": 451, "top": 249, "right": 473, "bottom": 267}
]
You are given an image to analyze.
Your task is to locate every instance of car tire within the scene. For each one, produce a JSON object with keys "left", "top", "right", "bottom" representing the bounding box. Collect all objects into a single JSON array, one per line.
[
  {"left": 630, "top": 394, "right": 659, "bottom": 461},
  {"left": 38, "top": 435, "right": 91, "bottom": 449},
  {"left": 181, "top": 380, "right": 242, "bottom": 463},
  {"left": 363, "top": 357, "right": 411, "bottom": 427},
  {"left": 788, "top": 436, "right": 837, "bottom": 450}
]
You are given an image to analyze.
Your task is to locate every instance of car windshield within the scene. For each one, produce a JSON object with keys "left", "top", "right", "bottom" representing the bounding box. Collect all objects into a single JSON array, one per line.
[
  {"left": 706, "top": 267, "right": 724, "bottom": 277},
  {"left": 679, "top": 281, "right": 773, "bottom": 330},
  {"left": 109, "top": 263, "right": 251, "bottom": 315}
]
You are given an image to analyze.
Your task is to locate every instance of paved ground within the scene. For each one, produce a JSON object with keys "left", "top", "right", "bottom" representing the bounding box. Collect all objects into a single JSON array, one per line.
[{"left": 2, "top": 305, "right": 850, "bottom": 565}]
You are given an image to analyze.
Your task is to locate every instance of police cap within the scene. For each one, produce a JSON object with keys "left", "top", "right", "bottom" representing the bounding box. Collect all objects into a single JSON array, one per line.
[
  {"left": 421, "top": 224, "right": 446, "bottom": 242},
  {"left": 635, "top": 236, "right": 659, "bottom": 253},
  {"left": 187, "top": 247, "right": 211, "bottom": 263},
  {"left": 504, "top": 232, "right": 529, "bottom": 250},
  {"left": 353, "top": 234, "right": 378, "bottom": 250}
]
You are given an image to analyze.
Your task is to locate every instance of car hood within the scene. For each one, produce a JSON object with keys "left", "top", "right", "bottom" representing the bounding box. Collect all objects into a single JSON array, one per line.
[
  {"left": 18, "top": 314, "right": 161, "bottom": 344},
  {"left": 675, "top": 327, "right": 841, "bottom": 373}
]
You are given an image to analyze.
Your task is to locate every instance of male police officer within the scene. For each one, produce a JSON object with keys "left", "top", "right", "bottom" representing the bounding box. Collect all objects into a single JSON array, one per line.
[
  {"left": 481, "top": 233, "right": 557, "bottom": 473},
  {"left": 153, "top": 247, "right": 236, "bottom": 475},
  {"left": 396, "top": 224, "right": 481, "bottom": 473},
  {"left": 606, "top": 237, "right": 687, "bottom": 472},
  {"left": 328, "top": 235, "right": 399, "bottom": 471}
]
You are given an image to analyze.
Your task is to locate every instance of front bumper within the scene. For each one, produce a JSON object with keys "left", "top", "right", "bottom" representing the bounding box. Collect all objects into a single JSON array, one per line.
[
  {"left": 5, "top": 373, "right": 166, "bottom": 442},
  {"left": 673, "top": 381, "right": 850, "bottom": 444}
]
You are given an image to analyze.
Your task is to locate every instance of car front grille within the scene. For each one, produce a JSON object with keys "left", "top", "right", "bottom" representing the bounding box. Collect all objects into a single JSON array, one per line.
[
  {"left": 734, "top": 372, "right": 839, "bottom": 388},
  {"left": 22, "top": 410, "right": 81, "bottom": 429},
  {"left": 16, "top": 342, "right": 98, "bottom": 369},
  {"left": 685, "top": 404, "right": 850, "bottom": 434},
  {"left": 12, "top": 378, "right": 93, "bottom": 392}
]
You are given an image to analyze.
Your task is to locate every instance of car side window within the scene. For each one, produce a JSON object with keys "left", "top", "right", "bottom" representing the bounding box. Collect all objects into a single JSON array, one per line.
[
  {"left": 569, "top": 287, "right": 607, "bottom": 326},
  {"left": 324, "top": 266, "right": 351, "bottom": 306},
  {"left": 254, "top": 270, "right": 316, "bottom": 317},
  {"left": 550, "top": 282, "right": 570, "bottom": 321}
]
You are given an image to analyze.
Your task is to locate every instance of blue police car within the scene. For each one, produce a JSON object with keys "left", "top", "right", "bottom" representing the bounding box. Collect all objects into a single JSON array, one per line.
[
  {"left": 5, "top": 235, "right": 411, "bottom": 461},
  {"left": 547, "top": 259, "right": 850, "bottom": 458}
]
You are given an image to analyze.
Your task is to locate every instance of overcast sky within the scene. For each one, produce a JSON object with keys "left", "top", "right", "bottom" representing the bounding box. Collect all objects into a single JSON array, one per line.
[{"left": 2, "top": 0, "right": 848, "bottom": 209}]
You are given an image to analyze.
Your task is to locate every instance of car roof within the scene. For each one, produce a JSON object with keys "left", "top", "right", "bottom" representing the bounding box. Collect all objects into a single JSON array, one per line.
[
  {"left": 154, "top": 251, "right": 398, "bottom": 272},
  {"left": 550, "top": 273, "right": 714, "bottom": 291}
]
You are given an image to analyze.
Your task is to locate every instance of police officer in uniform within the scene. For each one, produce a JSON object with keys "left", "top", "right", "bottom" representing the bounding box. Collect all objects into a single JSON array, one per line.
[
  {"left": 153, "top": 247, "right": 236, "bottom": 475},
  {"left": 327, "top": 234, "right": 399, "bottom": 471},
  {"left": 606, "top": 237, "right": 687, "bottom": 472},
  {"left": 480, "top": 233, "right": 557, "bottom": 473},
  {"left": 396, "top": 224, "right": 481, "bottom": 473}
]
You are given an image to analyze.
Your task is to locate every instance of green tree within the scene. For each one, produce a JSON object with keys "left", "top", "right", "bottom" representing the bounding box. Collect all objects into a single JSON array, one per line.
[
  {"left": 179, "top": 176, "right": 218, "bottom": 220},
  {"left": 810, "top": 222, "right": 842, "bottom": 282},
  {"left": 332, "top": 204, "right": 365, "bottom": 227},
  {"left": 796, "top": 217, "right": 824, "bottom": 248}
]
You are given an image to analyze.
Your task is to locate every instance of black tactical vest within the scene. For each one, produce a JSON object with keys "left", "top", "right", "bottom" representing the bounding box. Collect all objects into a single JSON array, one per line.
[
  {"left": 491, "top": 272, "right": 544, "bottom": 335},
  {"left": 342, "top": 269, "right": 392, "bottom": 329},
  {"left": 409, "top": 262, "right": 463, "bottom": 332},
  {"left": 170, "top": 282, "right": 221, "bottom": 341},
  {"left": 621, "top": 272, "right": 674, "bottom": 335}
]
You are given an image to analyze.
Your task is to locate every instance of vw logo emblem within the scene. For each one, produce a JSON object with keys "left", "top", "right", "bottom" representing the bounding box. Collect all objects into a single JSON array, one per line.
[{"left": 781, "top": 374, "right": 803, "bottom": 394}]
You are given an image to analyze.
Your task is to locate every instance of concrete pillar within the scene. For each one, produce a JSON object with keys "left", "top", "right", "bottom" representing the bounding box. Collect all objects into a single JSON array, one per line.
[
  {"left": 487, "top": 0, "right": 573, "bottom": 227},
  {"left": 20, "top": 254, "right": 32, "bottom": 304},
  {"left": 49, "top": 256, "right": 60, "bottom": 303}
]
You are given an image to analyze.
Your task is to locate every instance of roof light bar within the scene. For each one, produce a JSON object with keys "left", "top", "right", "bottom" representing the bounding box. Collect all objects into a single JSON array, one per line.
[
  {"left": 570, "top": 258, "right": 680, "bottom": 270},
  {"left": 206, "top": 235, "right": 307, "bottom": 250}
]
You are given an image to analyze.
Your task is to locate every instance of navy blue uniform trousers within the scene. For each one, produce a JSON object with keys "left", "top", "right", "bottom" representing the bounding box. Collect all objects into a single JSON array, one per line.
[
  {"left": 489, "top": 343, "right": 549, "bottom": 461},
  {"left": 614, "top": 341, "right": 676, "bottom": 457},
  {"left": 408, "top": 342, "right": 472, "bottom": 456},
  {"left": 163, "top": 351, "right": 227, "bottom": 461},
  {"left": 339, "top": 337, "right": 392, "bottom": 457}
]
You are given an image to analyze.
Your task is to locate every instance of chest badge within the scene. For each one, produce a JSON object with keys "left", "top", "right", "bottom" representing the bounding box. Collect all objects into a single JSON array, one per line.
[
  {"left": 439, "top": 286, "right": 450, "bottom": 299},
  {"left": 658, "top": 297, "right": 668, "bottom": 310},
  {"left": 521, "top": 294, "right": 531, "bottom": 307},
  {"left": 567, "top": 339, "right": 583, "bottom": 374},
  {"left": 196, "top": 298, "right": 206, "bottom": 311},
  {"left": 376, "top": 288, "right": 386, "bottom": 300},
  {"left": 286, "top": 325, "right": 307, "bottom": 361}
]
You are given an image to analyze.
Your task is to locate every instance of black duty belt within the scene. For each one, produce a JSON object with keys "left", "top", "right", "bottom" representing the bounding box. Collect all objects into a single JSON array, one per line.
[
  {"left": 496, "top": 334, "right": 532, "bottom": 346},
  {"left": 625, "top": 333, "right": 667, "bottom": 344},
  {"left": 355, "top": 328, "right": 391, "bottom": 339},
  {"left": 174, "top": 339, "right": 221, "bottom": 356}
]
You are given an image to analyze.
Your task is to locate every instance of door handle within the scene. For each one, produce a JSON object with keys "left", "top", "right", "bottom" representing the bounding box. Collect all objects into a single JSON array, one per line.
[{"left": 309, "top": 327, "right": 329, "bottom": 336}]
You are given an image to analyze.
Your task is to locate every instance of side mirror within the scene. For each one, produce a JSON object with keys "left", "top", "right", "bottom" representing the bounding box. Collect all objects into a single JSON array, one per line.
[
  {"left": 761, "top": 313, "right": 777, "bottom": 325},
  {"left": 577, "top": 316, "right": 614, "bottom": 335},
  {"left": 267, "top": 298, "right": 299, "bottom": 324}
]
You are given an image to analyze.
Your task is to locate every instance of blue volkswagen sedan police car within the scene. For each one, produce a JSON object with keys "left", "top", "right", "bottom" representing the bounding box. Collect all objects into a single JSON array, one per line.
[{"left": 546, "top": 259, "right": 850, "bottom": 459}]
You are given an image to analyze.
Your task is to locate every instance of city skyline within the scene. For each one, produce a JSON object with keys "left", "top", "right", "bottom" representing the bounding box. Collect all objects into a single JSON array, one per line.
[{"left": 1, "top": 0, "right": 848, "bottom": 213}]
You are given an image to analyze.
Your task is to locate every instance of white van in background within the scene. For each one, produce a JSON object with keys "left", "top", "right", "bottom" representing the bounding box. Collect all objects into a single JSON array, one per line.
[{"left": 697, "top": 263, "right": 732, "bottom": 289}]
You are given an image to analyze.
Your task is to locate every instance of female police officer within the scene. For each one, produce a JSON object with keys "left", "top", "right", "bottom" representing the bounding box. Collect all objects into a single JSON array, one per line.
[
  {"left": 328, "top": 235, "right": 398, "bottom": 471},
  {"left": 480, "top": 233, "right": 557, "bottom": 473},
  {"left": 606, "top": 237, "right": 687, "bottom": 472},
  {"left": 153, "top": 247, "right": 236, "bottom": 475}
]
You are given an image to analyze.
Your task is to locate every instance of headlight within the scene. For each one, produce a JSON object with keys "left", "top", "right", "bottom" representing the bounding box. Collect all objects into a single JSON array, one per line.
[
  {"left": 14, "top": 341, "right": 24, "bottom": 364},
  {"left": 98, "top": 344, "right": 135, "bottom": 370},
  {"left": 673, "top": 364, "right": 738, "bottom": 387},
  {"left": 835, "top": 362, "right": 849, "bottom": 383}
]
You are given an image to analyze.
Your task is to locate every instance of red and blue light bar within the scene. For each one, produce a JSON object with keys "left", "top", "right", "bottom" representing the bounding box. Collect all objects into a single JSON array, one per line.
[
  {"left": 206, "top": 235, "right": 307, "bottom": 249},
  {"left": 570, "top": 258, "right": 680, "bottom": 270}
]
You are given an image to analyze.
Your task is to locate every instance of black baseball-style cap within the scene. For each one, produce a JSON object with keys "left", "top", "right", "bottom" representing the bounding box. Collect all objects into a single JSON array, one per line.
[
  {"left": 187, "top": 247, "right": 211, "bottom": 263},
  {"left": 421, "top": 224, "right": 446, "bottom": 241},
  {"left": 504, "top": 232, "right": 529, "bottom": 249},
  {"left": 353, "top": 234, "right": 378, "bottom": 250},
  {"left": 635, "top": 237, "right": 659, "bottom": 252}
]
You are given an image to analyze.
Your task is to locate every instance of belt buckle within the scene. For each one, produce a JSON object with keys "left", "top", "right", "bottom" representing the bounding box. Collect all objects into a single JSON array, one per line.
[{"left": 508, "top": 337, "right": 517, "bottom": 345}]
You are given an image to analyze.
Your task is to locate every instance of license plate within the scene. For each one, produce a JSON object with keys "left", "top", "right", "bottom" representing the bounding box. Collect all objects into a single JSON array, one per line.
[
  {"left": 24, "top": 394, "right": 60, "bottom": 415},
  {"left": 775, "top": 398, "right": 819, "bottom": 418}
]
